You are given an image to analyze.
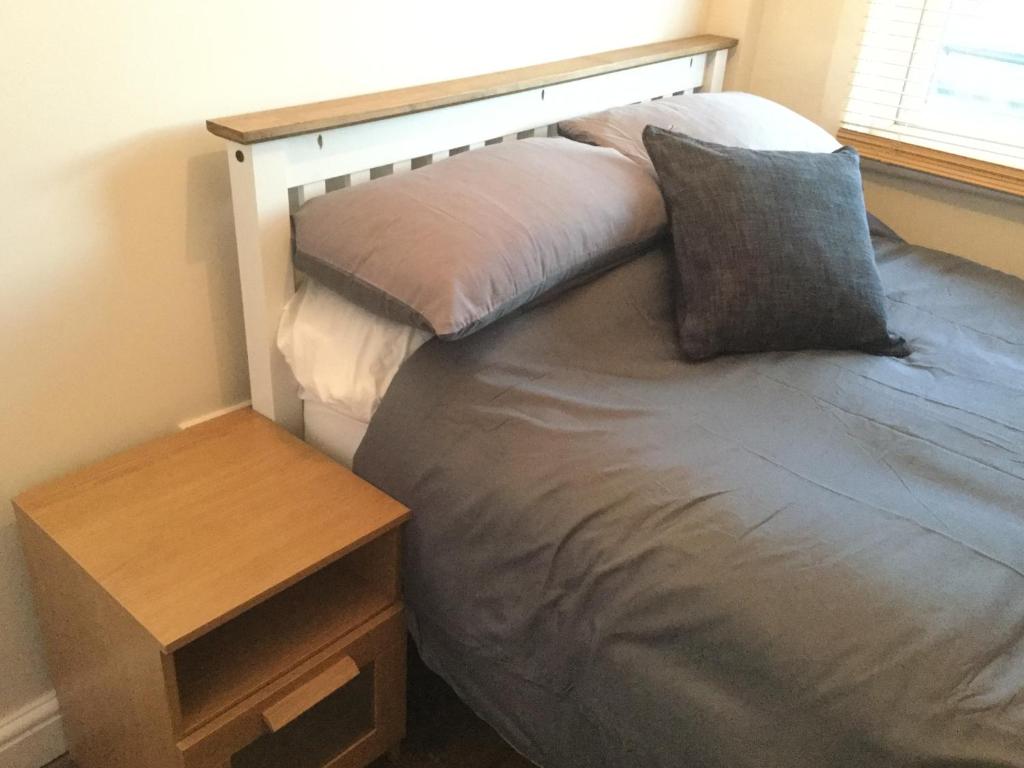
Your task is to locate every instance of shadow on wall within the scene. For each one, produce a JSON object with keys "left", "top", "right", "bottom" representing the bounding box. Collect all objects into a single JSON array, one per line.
[
  {"left": 863, "top": 166, "right": 1024, "bottom": 278},
  {"left": 7, "top": 126, "right": 249, "bottom": 488},
  {"left": 186, "top": 146, "right": 247, "bottom": 404},
  {"left": 87, "top": 125, "right": 249, "bottom": 426}
]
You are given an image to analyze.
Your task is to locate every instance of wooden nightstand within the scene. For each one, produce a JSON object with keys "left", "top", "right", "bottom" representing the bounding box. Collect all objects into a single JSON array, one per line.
[{"left": 14, "top": 408, "right": 410, "bottom": 768}]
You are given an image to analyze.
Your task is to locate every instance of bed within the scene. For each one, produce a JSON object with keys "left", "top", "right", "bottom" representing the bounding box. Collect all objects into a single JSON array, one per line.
[
  {"left": 207, "top": 35, "right": 1024, "bottom": 767},
  {"left": 357, "top": 226, "right": 1024, "bottom": 767}
]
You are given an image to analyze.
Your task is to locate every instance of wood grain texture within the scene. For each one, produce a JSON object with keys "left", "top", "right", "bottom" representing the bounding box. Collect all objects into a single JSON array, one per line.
[
  {"left": 839, "top": 128, "right": 1024, "bottom": 198},
  {"left": 17, "top": 513, "right": 182, "bottom": 768},
  {"left": 207, "top": 35, "right": 738, "bottom": 144},
  {"left": 14, "top": 408, "right": 409, "bottom": 652}
]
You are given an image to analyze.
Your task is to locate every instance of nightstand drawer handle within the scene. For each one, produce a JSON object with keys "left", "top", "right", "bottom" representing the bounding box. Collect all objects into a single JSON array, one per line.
[{"left": 261, "top": 655, "right": 360, "bottom": 733}]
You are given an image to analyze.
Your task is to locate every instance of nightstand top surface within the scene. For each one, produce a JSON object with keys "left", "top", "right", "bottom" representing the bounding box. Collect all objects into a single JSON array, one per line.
[{"left": 14, "top": 408, "right": 409, "bottom": 651}]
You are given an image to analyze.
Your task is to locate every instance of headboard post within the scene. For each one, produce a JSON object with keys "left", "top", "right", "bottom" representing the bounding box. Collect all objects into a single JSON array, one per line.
[
  {"left": 227, "top": 140, "right": 303, "bottom": 435},
  {"left": 704, "top": 48, "right": 730, "bottom": 92}
]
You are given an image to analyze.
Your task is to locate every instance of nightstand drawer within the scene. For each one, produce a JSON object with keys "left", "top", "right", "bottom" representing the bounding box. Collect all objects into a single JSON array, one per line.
[{"left": 178, "top": 605, "right": 405, "bottom": 768}]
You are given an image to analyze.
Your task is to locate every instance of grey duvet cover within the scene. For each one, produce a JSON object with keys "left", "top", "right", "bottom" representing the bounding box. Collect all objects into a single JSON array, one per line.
[{"left": 355, "top": 227, "right": 1024, "bottom": 767}]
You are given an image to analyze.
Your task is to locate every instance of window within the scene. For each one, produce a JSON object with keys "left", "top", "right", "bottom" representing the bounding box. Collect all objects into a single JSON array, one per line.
[{"left": 839, "top": 0, "right": 1024, "bottom": 195}]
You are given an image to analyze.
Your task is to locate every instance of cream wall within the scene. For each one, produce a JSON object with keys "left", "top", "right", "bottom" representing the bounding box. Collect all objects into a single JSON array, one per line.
[
  {"left": 0, "top": 1, "right": 707, "bottom": 761},
  {"left": 705, "top": 0, "right": 1024, "bottom": 277}
]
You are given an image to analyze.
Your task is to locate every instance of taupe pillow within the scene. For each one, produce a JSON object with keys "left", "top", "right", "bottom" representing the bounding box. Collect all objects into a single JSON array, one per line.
[
  {"left": 293, "top": 138, "right": 666, "bottom": 339},
  {"left": 559, "top": 92, "right": 842, "bottom": 173},
  {"left": 642, "top": 126, "right": 909, "bottom": 361}
]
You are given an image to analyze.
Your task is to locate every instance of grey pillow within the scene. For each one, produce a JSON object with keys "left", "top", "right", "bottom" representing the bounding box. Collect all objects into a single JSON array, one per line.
[
  {"left": 293, "top": 138, "right": 666, "bottom": 339},
  {"left": 559, "top": 93, "right": 842, "bottom": 174},
  {"left": 642, "top": 125, "right": 909, "bottom": 361}
]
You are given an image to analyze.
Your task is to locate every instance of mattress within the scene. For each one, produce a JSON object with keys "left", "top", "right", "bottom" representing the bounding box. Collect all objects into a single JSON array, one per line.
[
  {"left": 302, "top": 399, "right": 368, "bottom": 468},
  {"left": 354, "top": 227, "right": 1024, "bottom": 767}
]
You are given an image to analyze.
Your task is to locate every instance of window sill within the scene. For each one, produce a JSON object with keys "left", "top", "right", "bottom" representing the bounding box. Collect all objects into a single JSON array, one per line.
[{"left": 837, "top": 129, "right": 1024, "bottom": 200}]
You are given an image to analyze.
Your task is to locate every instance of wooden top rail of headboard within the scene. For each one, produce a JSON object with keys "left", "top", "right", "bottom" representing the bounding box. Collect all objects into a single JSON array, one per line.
[{"left": 206, "top": 34, "right": 737, "bottom": 145}]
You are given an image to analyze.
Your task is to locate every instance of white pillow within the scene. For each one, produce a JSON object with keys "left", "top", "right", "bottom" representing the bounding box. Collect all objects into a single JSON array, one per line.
[
  {"left": 277, "top": 279, "right": 431, "bottom": 423},
  {"left": 558, "top": 92, "right": 842, "bottom": 171}
]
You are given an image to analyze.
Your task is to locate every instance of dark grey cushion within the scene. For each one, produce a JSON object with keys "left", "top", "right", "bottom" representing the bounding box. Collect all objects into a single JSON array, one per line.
[{"left": 642, "top": 126, "right": 909, "bottom": 361}]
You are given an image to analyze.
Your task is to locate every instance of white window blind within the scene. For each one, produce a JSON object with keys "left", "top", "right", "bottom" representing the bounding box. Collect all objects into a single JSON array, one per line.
[{"left": 842, "top": 0, "right": 1024, "bottom": 170}]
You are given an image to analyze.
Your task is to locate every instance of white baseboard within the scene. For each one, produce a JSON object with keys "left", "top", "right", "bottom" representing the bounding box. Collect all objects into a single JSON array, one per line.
[
  {"left": 0, "top": 691, "right": 66, "bottom": 768},
  {"left": 176, "top": 400, "right": 252, "bottom": 431}
]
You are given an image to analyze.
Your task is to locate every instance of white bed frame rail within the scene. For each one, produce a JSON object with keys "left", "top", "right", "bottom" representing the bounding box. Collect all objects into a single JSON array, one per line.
[{"left": 208, "top": 35, "right": 736, "bottom": 435}]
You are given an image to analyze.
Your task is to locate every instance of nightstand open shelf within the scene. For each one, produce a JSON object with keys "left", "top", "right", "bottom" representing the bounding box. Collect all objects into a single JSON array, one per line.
[
  {"left": 15, "top": 409, "right": 410, "bottom": 768},
  {"left": 175, "top": 531, "right": 399, "bottom": 734}
]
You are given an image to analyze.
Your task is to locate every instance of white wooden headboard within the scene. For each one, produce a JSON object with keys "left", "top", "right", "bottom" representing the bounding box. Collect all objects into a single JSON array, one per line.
[{"left": 207, "top": 34, "right": 737, "bottom": 435}]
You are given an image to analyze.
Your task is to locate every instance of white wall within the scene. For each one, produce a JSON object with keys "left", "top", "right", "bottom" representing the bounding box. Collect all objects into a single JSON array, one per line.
[
  {"left": 706, "top": 0, "right": 1024, "bottom": 277},
  {"left": 0, "top": 1, "right": 708, "bottom": 764}
]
